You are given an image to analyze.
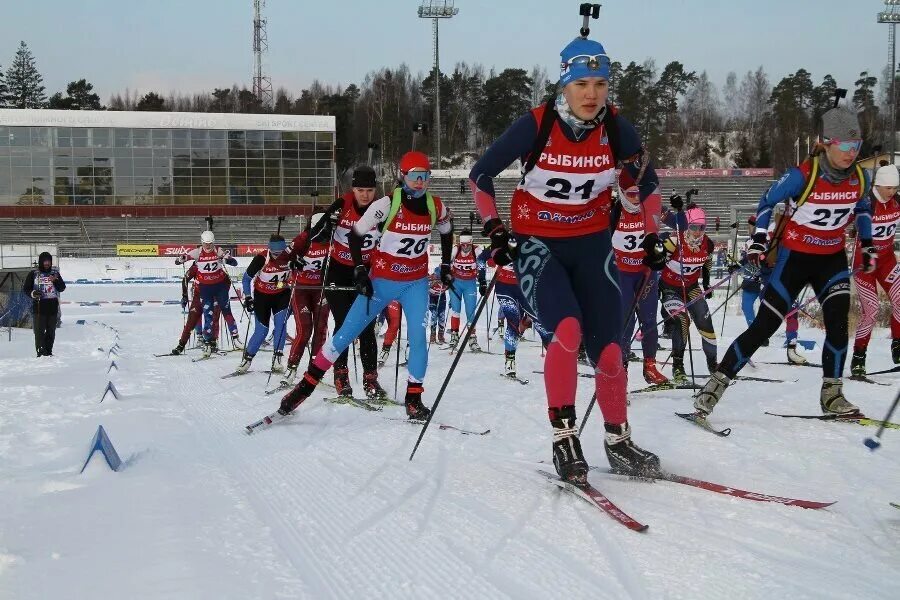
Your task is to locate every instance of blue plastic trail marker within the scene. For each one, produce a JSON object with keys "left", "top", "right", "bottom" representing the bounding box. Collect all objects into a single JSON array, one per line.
[{"left": 79, "top": 425, "right": 122, "bottom": 473}]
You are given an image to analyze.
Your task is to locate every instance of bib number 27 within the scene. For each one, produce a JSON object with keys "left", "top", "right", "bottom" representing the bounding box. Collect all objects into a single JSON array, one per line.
[{"left": 808, "top": 207, "right": 851, "bottom": 228}]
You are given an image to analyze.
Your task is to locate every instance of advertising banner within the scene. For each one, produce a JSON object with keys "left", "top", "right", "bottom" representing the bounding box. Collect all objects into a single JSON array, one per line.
[
  {"left": 116, "top": 244, "right": 159, "bottom": 257},
  {"left": 157, "top": 244, "right": 196, "bottom": 257},
  {"left": 656, "top": 168, "right": 775, "bottom": 178},
  {"left": 238, "top": 244, "right": 268, "bottom": 256}
]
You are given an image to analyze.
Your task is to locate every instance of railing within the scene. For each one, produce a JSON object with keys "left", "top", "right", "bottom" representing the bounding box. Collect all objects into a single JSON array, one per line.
[{"left": 79, "top": 217, "right": 91, "bottom": 244}]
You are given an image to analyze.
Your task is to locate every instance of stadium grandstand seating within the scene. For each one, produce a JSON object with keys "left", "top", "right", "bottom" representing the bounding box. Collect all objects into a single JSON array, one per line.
[
  {"left": 0, "top": 176, "right": 773, "bottom": 255},
  {"left": 0, "top": 216, "right": 305, "bottom": 256}
]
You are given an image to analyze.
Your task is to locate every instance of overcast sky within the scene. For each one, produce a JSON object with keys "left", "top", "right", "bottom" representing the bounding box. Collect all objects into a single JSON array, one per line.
[{"left": 0, "top": 0, "right": 895, "bottom": 102}]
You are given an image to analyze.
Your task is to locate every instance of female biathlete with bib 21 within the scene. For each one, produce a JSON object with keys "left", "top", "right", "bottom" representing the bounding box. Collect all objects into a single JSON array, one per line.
[{"left": 469, "top": 31, "right": 666, "bottom": 483}]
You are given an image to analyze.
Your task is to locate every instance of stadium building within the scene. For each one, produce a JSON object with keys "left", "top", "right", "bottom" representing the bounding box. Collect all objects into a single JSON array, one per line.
[{"left": 0, "top": 108, "right": 335, "bottom": 214}]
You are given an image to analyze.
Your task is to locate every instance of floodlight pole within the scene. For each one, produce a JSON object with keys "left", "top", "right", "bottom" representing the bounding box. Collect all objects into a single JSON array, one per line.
[
  {"left": 878, "top": 1, "right": 900, "bottom": 163},
  {"left": 417, "top": 2, "right": 459, "bottom": 170},
  {"left": 892, "top": 22, "right": 897, "bottom": 163}
]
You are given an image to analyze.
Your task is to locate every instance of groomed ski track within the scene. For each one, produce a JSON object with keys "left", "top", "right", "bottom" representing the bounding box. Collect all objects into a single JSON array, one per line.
[{"left": 1, "top": 279, "right": 900, "bottom": 599}]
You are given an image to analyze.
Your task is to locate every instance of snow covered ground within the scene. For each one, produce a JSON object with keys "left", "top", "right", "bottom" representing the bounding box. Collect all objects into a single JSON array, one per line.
[{"left": 2, "top": 266, "right": 900, "bottom": 599}]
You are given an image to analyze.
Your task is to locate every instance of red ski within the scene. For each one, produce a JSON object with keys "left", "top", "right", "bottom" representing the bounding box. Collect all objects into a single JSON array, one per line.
[
  {"left": 604, "top": 469, "right": 835, "bottom": 509},
  {"left": 245, "top": 411, "right": 289, "bottom": 434},
  {"left": 538, "top": 469, "right": 648, "bottom": 532}
]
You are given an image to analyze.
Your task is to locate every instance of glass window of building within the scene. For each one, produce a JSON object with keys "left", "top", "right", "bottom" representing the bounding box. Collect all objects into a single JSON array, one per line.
[{"left": 0, "top": 110, "right": 334, "bottom": 206}]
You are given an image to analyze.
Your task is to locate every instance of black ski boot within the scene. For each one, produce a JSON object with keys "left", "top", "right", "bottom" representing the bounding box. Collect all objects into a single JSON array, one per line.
[
  {"left": 363, "top": 370, "right": 389, "bottom": 402},
  {"left": 820, "top": 378, "right": 860, "bottom": 415},
  {"left": 504, "top": 350, "right": 517, "bottom": 378},
  {"left": 550, "top": 406, "right": 588, "bottom": 485},
  {"left": 671, "top": 355, "right": 687, "bottom": 385},
  {"left": 405, "top": 384, "right": 431, "bottom": 420},
  {"left": 171, "top": 343, "right": 186, "bottom": 355},
  {"left": 893, "top": 339, "right": 900, "bottom": 365},
  {"left": 850, "top": 349, "right": 867, "bottom": 377},
  {"left": 278, "top": 365, "right": 325, "bottom": 415},
  {"left": 334, "top": 366, "right": 353, "bottom": 398},
  {"left": 577, "top": 344, "right": 590, "bottom": 367},
  {"left": 604, "top": 421, "right": 660, "bottom": 477},
  {"left": 694, "top": 372, "right": 730, "bottom": 415},
  {"left": 235, "top": 351, "right": 253, "bottom": 374}
]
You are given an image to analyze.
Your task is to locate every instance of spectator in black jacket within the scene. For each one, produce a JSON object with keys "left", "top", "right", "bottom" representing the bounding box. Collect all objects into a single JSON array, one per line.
[{"left": 23, "top": 252, "right": 66, "bottom": 357}]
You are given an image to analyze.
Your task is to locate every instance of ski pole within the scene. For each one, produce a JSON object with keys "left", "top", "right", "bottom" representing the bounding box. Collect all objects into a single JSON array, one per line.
[
  {"left": 673, "top": 200, "right": 698, "bottom": 392},
  {"left": 580, "top": 270, "right": 652, "bottom": 434},
  {"left": 651, "top": 266, "right": 739, "bottom": 328},
  {"left": 485, "top": 287, "right": 492, "bottom": 353},
  {"left": 578, "top": 392, "right": 597, "bottom": 437},
  {"left": 230, "top": 279, "right": 250, "bottom": 323},
  {"left": 410, "top": 265, "right": 503, "bottom": 461},
  {"left": 863, "top": 388, "right": 900, "bottom": 450},
  {"left": 782, "top": 267, "right": 861, "bottom": 321},
  {"left": 394, "top": 308, "right": 403, "bottom": 402},
  {"left": 265, "top": 288, "right": 295, "bottom": 388},
  {"left": 719, "top": 221, "right": 740, "bottom": 338},
  {"left": 625, "top": 269, "right": 653, "bottom": 349},
  {"left": 707, "top": 284, "right": 743, "bottom": 320},
  {"left": 308, "top": 226, "right": 337, "bottom": 371},
  {"left": 242, "top": 302, "right": 252, "bottom": 353}
]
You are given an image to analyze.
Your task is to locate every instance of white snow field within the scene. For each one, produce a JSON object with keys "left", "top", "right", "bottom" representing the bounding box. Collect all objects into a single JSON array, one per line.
[{"left": 1, "top": 258, "right": 899, "bottom": 599}]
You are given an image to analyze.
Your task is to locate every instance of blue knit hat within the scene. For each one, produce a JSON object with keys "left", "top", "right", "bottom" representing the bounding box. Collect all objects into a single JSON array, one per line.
[
  {"left": 559, "top": 37, "right": 610, "bottom": 86},
  {"left": 268, "top": 234, "right": 286, "bottom": 253}
]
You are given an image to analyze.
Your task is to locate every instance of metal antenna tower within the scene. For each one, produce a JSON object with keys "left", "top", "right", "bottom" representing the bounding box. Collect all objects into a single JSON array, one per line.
[{"left": 253, "top": 0, "right": 273, "bottom": 108}]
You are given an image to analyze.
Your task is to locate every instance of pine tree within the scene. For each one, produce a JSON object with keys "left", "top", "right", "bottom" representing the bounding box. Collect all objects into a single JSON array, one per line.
[
  {"left": 5, "top": 41, "right": 46, "bottom": 108},
  {"left": 734, "top": 134, "right": 754, "bottom": 167},
  {"left": 0, "top": 64, "right": 7, "bottom": 107},
  {"left": 136, "top": 91, "right": 166, "bottom": 111},
  {"left": 48, "top": 79, "right": 103, "bottom": 110}
]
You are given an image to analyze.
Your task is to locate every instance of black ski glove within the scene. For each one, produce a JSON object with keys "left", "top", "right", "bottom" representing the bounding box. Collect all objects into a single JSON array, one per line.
[
  {"left": 181, "top": 295, "right": 188, "bottom": 310},
  {"left": 479, "top": 282, "right": 487, "bottom": 296},
  {"left": 669, "top": 194, "right": 684, "bottom": 211},
  {"left": 640, "top": 233, "right": 667, "bottom": 271},
  {"left": 746, "top": 233, "right": 768, "bottom": 268},
  {"left": 354, "top": 265, "right": 373, "bottom": 298},
  {"left": 861, "top": 240, "right": 878, "bottom": 274},
  {"left": 482, "top": 218, "right": 517, "bottom": 267},
  {"left": 243, "top": 296, "right": 255, "bottom": 313},
  {"left": 440, "top": 263, "right": 454, "bottom": 288},
  {"left": 309, "top": 212, "right": 338, "bottom": 243}
]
